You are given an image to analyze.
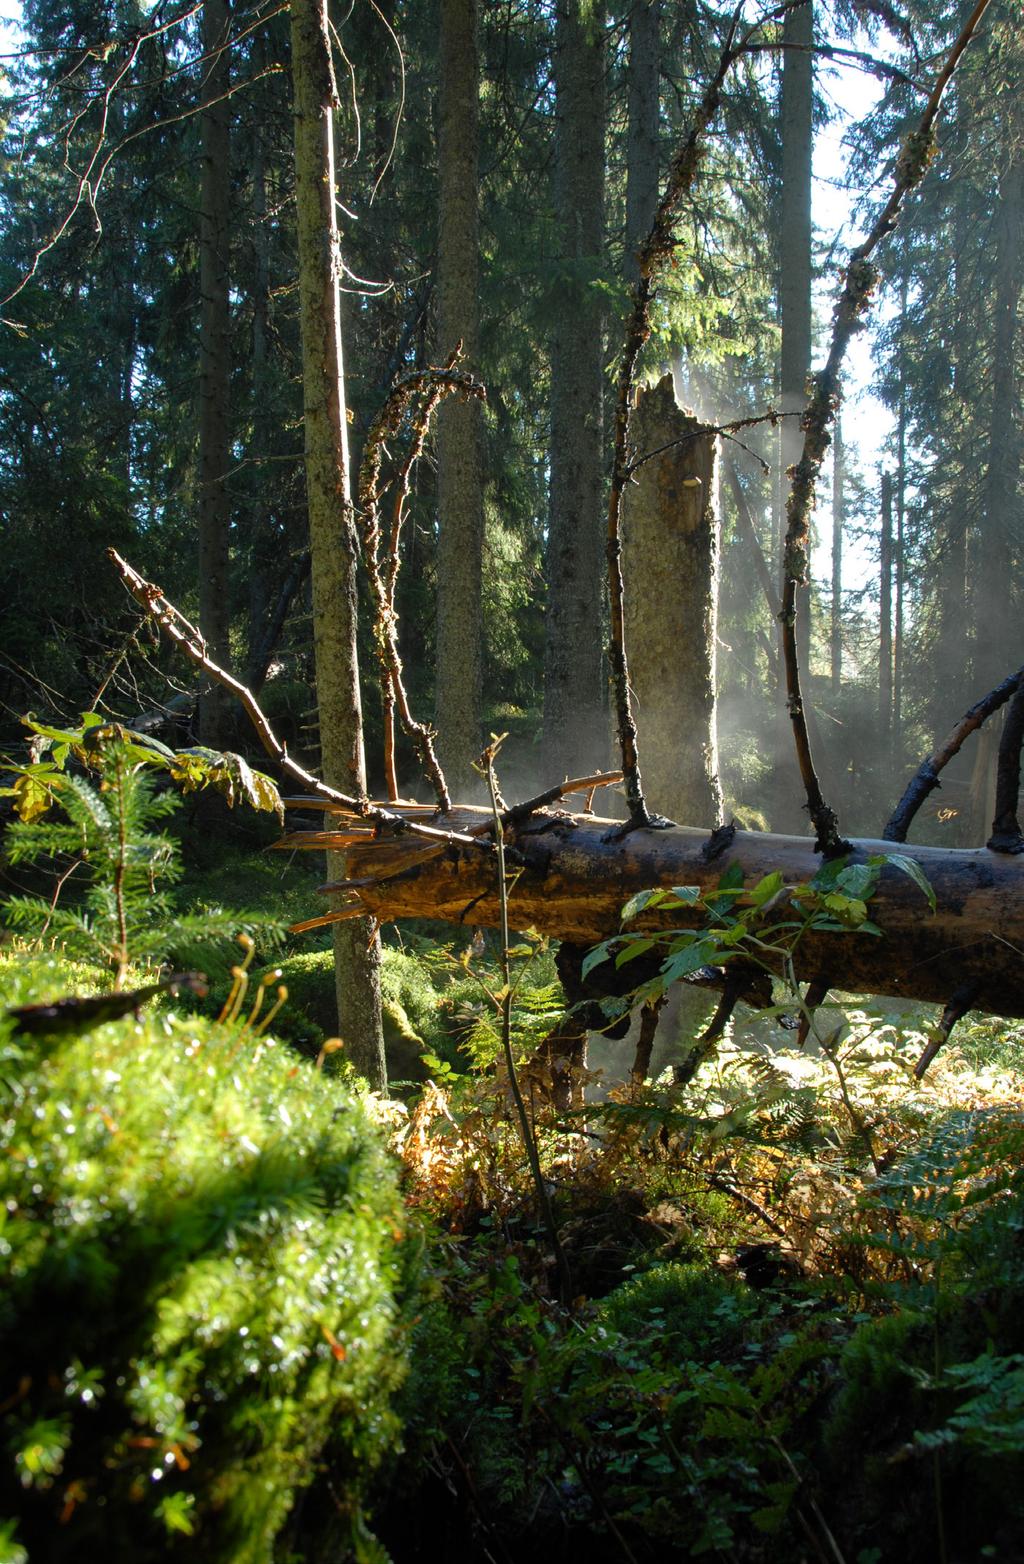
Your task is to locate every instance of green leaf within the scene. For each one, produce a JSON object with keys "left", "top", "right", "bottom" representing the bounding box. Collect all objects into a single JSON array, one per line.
[
  {"left": 621, "top": 889, "right": 658, "bottom": 922},
  {"left": 884, "top": 853, "right": 937, "bottom": 912},
  {"left": 834, "top": 862, "right": 879, "bottom": 901},
  {"left": 810, "top": 855, "right": 851, "bottom": 892},
  {"left": 744, "top": 870, "right": 784, "bottom": 907},
  {"left": 156, "top": 1492, "right": 196, "bottom": 1537},
  {"left": 717, "top": 862, "right": 745, "bottom": 892},
  {"left": 666, "top": 885, "right": 702, "bottom": 906},
  {"left": 615, "top": 936, "right": 658, "bottom": 968},
  {"left": 661, "top": 938, "right": 718, "bottom": 984},
  {"left": 581, "top": 941, "right": 616, "bottom": 979}
]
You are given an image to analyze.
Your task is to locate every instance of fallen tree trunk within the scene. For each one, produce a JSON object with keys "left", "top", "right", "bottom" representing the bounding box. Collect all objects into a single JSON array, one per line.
[{"left": 282, "top": 805, "right": 1024, "bottom": 1020}]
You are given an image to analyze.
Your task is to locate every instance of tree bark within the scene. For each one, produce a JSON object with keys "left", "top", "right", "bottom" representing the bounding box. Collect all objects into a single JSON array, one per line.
[
  {"left": 773, "top": 0, "right": 814, "bottom": 832},
  {"left": 198, "top": 0, "right": 234, "bottom": 746},
  {"left": 776, "top": 0, "right": 813, "bottom": 575},
  {"left": 323, "top": 808, "right": 1024, "bottom": 1021},
  {"left": 435, "top": 0, "right": 484, "bottom": 796},
  {"left": 830, "top": 410, "right": 843, "bottom": 695},
  {"left": 879, "top": 469, "right": 893, "bottom": 740},
  {"left": 622, "top": 375, "right": 723, "bottom": 825},
  {"left": 290, "top": 0, "right": 385, "bottom": 1089},
  {"left": 543, "top": 0, "right": 608, "bottom": 780},
  {"left": 977, "top": 107, "right": 1023, "bottom": 690},
  {"left": 625, "top": 0, "right": 660, "bottom": 283}
]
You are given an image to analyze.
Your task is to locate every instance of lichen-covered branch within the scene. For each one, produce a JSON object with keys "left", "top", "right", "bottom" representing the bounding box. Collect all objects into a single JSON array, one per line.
[
  {"left": 779, "top": 0, "right": 992, "bottom": 855},
  {"left": 357, "top": 351, "right": 485, "bottom": 810}
]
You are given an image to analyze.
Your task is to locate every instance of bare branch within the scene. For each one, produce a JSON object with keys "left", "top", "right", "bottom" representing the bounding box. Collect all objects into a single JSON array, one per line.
[
  {"left": 357, "top": 352, "right": 486, "bottom": 809},
  {"left": 883, "top": 665, "right": 1024, "bottom": 842},
  {"left": 779, "top": 0, "right": 993, "bottom": 856}
]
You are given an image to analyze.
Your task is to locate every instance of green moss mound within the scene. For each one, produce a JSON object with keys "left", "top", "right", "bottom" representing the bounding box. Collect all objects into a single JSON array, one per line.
[{"left": 0, "top": 951, "right": 408, "bottom": 1564}]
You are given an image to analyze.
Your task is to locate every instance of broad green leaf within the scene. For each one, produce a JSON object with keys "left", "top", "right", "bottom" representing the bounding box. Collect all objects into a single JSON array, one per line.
[
  {"left": 810, "top": 854, "right": 851, "bottom": 892},
  {"left": 621, "top": 888, "right": 658, "bottom": 922},
  {"left": 614, "top": 936, "right": 658, "bottom": 968},
  {"left": 884, "top": 852, "right": 937, "bottom": 912},
  {"left": 834, "top": 862, "right": 879, "bottom": 900},
  {"left": 581, "top": 941, "right": 616, "bottom": 979},
  {"left": 661, "top": 938, "right": 718, "bottom": 984},
  {"left": 745, "top": 869, "right": 784, "bottom": 907},
  {"left": 667, "top": 885, "right": 702, "bottom": 906},
  {"left": 717, "top": 862, "right": 745, "bottom": 892}
]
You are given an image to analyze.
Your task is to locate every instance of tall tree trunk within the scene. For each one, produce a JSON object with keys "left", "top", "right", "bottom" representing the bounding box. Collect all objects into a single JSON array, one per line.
[
  {"left": 625, "top": 0, "right": 660, "bottom": 282},
  {"left": 198, "top": 0, "right": 234, "bottom": 745},
  {"left": 776, "top": 0, "right": 812, "bottom": 577},
  {"left": 435, "top": 0, "right": 484, "bottom": 796},
  {"left": 773, "top": 0, "right": 813, "bottom": 832},
  {"left": 977, "top": 111, "right": 1023, "bottom": 689},
  {"left": 879, "top": 469, "right": 893, "bottom": 741},
  {"left": 290, "top": 0, "right": 385, "bottom": 1089},
  {"left": 543, "top": 0, "right": 607, "bottom": 780},
  {"left": 622, "top": 375, "right": 723, "bottom": 825},
  {"left": 830, "top": 409, "right": 843, "bottom": 695}
]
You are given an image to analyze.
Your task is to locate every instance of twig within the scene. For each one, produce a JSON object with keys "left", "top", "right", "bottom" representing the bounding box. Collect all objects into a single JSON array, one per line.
[
  {"left": 481, "top": 736, "right": 574, "bottom": 1308},
  {"left": 622, "top": 408, "right": 795, "bottom": 479},
  {"left": 779, "top": 0, "right": 993, "bottom": 856},
  {"left": 883, "top": 665, "right": 1024, "bottom": 842}
]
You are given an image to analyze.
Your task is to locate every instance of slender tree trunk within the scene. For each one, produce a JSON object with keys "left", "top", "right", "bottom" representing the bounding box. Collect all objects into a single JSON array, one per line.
[
  {"left": 198, "top": 0, "right": 234, "bottom": 745},
  {"left": 830, "top": 409, "right": 843, "bottom": 695},
  {"left": 894, "top": 256, "right": 908, "bottom": 744},
  {"left": 245, "top": 101, "right": 278, "bottom": 694},
  {"left": 879, "top": 469, "right": 893, "bottom": 741},
  {"left": 290, "top": 0, "right": 385, "bottom": 1089},
  {"left": 625, "top": 0, "right": 660, "bottom": 282},
  {"left": 543, "top": 0, "right": 607, "bottom": 780},
  {"left": 622, "top": 375, "right": 723, "bottom": 825},
  {"left": 435, "top": 0, "right": 484, "bottom": 796}
]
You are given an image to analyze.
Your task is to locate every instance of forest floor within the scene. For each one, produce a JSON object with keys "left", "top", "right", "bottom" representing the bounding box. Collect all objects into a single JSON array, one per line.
[{"left": 3, "top": 818, "right": 1024, "bottom": 1562}]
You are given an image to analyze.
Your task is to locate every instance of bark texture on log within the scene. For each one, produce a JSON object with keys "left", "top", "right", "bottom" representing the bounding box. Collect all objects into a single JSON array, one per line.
[{"left": 299, "top": 807, "right": 1024, "bottom": 1020}]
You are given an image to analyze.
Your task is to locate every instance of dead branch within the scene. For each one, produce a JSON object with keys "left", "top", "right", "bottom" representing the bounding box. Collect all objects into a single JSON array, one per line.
[
  {"left": 779, "top": 0, "right": 992, "bottom": 856},
  {"left": 357, "top": 350, "right": 485, "bottom": 809},
  {"left": 107, "top": 549, "right": 484, "bottom": 852},
  {"left": 912, "top": 982, "right": 979, "bottom": 1080},
  {"left": 883, "top": 665, "right": 1024, "bottom": 842}
]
